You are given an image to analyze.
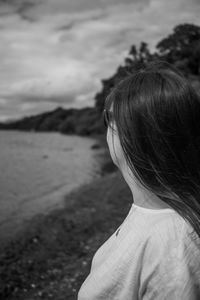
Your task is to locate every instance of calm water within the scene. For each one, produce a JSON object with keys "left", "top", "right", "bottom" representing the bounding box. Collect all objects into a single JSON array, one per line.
[{"left": 0, "top": 131, "right": 103, "bottom": 242}]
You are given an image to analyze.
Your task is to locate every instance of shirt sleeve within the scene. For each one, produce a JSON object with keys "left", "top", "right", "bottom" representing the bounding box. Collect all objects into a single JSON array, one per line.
[{"left": 138, "top": 222, "right": 200, "bottom": 300}]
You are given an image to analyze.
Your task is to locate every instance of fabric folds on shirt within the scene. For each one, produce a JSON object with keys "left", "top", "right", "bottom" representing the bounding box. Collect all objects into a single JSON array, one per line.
[{"left": 78, "top": 203, "right": 200, "bottom": 300}]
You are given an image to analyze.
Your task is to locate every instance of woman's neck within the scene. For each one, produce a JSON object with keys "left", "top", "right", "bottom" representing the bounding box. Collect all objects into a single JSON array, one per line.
[{"left": 121, "top": 167, "right": 172, "bottom": 210}]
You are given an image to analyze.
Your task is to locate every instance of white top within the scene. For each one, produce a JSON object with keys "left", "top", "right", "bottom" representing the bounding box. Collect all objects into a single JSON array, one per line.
[{"left": 78, "top": 203, "right": 200, "bottom": 300}]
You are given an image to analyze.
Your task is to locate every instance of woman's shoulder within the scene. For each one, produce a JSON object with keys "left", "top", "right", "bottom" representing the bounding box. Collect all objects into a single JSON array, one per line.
[
  {"left": 131, "top": 206, "right": 198, "bottom": 255},
  {"left": 128, "top": 205, "right": 200, "bottom": 259},
  {"left": 139, "top": 213, "right": 200, "bottom": 299},
  {"left": 144, "top": 211, "right": 200, "bottom": 261},
  {"left": 133, "top": 204, "right": 186, "bottom": 239},
  {"left": 147, "top": 210, "right": 195, "bottom": 242}
]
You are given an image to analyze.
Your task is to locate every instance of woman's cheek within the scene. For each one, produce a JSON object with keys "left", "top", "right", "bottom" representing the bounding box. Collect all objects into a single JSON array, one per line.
[{"left": 107, "top": 127, "right": 125, "bottom": 168}]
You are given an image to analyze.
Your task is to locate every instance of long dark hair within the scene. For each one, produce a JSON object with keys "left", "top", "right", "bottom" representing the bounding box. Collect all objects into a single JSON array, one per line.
[{"left": 104, "top": 61, "right": 200, "bottom": 238}]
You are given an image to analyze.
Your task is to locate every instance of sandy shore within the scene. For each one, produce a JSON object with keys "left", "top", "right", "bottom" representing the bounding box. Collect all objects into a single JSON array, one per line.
[{"left": 0, "top": 131, "right": 105, "bottom": 246}]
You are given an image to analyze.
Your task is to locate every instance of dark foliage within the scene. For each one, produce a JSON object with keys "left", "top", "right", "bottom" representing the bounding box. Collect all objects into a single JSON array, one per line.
[
  {"left": 156, "top": 24, "right": 200, "bottom": 75},
  {"left": 94, "top": 24, "right": 200, "bottom": 113}
]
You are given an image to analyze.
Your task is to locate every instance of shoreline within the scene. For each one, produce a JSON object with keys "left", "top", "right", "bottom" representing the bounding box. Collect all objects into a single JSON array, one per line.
[
  {"left": 0, "top": 135, "right": 112, "bottom": 249},
  {"left": 0, "top": 132, "right": 106, "bottom": 248},
  {"left": 0, "top": 135, "right": 125, "bottom": 300}
]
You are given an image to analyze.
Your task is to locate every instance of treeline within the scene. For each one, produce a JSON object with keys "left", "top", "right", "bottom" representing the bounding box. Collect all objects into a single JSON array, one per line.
[
  {"left": 0, "top": 107, "right": 104, "bottom": 135},
  {"left": 1, "top": 23, "right": 200, "bottom": 136}
]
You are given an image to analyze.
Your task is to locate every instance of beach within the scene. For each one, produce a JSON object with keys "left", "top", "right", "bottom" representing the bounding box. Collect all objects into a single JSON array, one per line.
[
  {"left": 0, "top": 131, "right": 104, "bottom": 244},
  {"left": 0, "top": 130, "right": 132, "bottom": 300}
]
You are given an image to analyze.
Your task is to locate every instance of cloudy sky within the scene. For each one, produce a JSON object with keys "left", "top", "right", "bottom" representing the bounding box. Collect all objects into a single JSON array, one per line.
[{"left": 0, "top": 0, "right": 200, "bottom": 121}]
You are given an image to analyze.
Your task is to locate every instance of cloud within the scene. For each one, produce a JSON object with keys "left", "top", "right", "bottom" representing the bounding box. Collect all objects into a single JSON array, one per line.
[
  {"left": 0, "top": 0, "right": 42, "bottom": 22},
  {"left": 0, "top": 0, "right": 200, "bottom": 120}
]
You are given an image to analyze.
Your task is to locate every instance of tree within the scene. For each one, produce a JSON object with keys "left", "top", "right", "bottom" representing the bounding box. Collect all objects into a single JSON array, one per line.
[
  {"left": 95, "top": 42, "right": 152, "bottom": 112},
  {"left": 156, "top": 23, "right": 200, "bottom": 74},
  {"left": 94, "top": 23, "right": 200, "bottom": 114}
]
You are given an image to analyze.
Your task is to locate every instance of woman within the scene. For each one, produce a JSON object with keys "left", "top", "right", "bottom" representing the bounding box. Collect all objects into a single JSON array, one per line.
[{"left": 78, "top": 62, "right": 200, "bottom": 299}]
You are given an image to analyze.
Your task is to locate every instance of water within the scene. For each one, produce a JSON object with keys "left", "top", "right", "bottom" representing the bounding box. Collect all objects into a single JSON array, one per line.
[{"left": 0, "top": 131, "right": 103, "bottom": 242}]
